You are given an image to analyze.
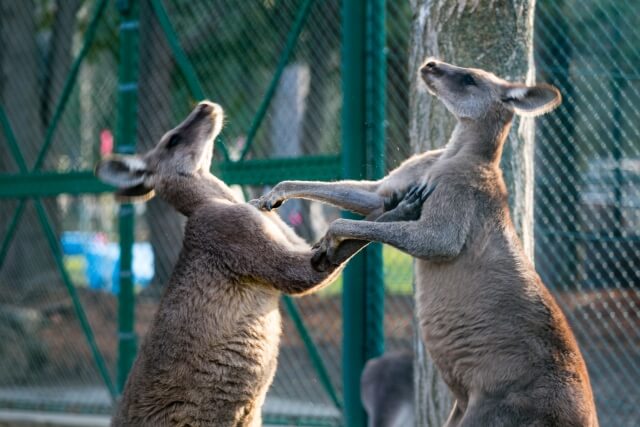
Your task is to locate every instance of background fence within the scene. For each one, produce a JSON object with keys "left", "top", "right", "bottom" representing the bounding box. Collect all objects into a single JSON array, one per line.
[{"left": 0, "top": 0, "right": 638, "bottom": 426}]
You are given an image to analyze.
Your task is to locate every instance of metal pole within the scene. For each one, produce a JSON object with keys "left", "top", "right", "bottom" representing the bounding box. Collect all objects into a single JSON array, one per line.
[
  {"left": 116, "top": 0, "right": 140, "bottom": 393},
  {"left": 341, "top": 0, "right": 386, "bottom": 425}
]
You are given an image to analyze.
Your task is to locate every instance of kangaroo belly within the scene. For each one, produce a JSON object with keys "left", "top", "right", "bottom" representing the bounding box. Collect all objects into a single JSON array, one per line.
[
  {"left": 114, "top": 306, "right": 282, "bottom": 426},
  {"left": 414, "top": 256, "right": 596, "bottom": 422}
]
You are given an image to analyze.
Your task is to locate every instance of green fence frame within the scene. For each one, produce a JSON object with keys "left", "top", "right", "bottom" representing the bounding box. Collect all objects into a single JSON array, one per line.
[
  {"left": 0, "top": 0, "right": 388, "bottom": 425},
  {"left": 341, "top": 1, "right": 386, "bottom": 426}
]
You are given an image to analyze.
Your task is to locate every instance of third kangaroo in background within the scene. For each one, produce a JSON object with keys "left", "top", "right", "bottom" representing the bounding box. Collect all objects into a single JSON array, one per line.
[{"left": 255, "top": 59, "right": 598, "bottom": 426}]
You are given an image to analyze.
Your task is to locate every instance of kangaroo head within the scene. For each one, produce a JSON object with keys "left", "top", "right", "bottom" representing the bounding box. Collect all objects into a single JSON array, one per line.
[
  {"left": 419, "top": 58, "right": 561, "bottom": 120},
  {"left": 95, "top": 101, "right": 223, "bottom": 202}
]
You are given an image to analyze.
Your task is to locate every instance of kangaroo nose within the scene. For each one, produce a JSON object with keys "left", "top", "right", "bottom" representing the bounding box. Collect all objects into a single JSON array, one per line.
[
  {"left": 197, "top": 101, "right": 223, "bottom": 121},
  {"left": 420, "top": 60, "right": 438, "bottom": 75},
  {"left": 198, "top": 101, "right": 217, "bottom": 114}
]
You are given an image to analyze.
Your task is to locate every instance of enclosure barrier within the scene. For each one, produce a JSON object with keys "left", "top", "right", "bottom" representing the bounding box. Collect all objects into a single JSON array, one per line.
[{"left": 0, "top": 1, "right": 639, "bottom": 426}]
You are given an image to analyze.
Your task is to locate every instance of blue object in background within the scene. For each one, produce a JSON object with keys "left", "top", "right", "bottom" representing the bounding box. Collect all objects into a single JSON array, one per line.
[{"left": 61, "top": 232, "right": 154, "bottom": 294}]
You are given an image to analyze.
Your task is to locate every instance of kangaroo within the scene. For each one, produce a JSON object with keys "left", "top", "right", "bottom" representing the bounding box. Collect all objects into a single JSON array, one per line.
[
  {"left": 361, "top": 351, "right": 414, "bottom": 427},
  {"left": 254, "top": 60, "right": 598, "bottom": 426},
  {"left": 95, "top": 101, "right": 420, "bottom": 426}
]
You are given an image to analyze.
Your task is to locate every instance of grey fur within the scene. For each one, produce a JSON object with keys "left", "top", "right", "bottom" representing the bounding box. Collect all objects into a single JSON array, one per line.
[
  {"left": 96, "top": 102, "right": 357, "bottom": 426},
  {"left": 361, "top": 351, "right": 414, "bottom": 427},
  {"left": 254, "top": 60, "right": 598, "bottom": 426}
]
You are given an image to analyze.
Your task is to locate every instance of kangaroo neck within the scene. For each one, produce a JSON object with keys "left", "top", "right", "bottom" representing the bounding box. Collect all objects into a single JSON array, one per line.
[
  {"left": 158, "top": 171, "right": 239, "bottom": 216},
  {"left": 443, "top": 111, "right": 513, "bottom": 165}
]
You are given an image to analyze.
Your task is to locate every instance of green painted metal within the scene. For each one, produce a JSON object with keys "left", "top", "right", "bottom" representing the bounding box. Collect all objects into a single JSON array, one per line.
[
  {"left": 0, "top": 156, "right": 341, "bottom": 198},
  {"left": 238, "top": 0, "right": 316, "bottom": 161},
  {"left": 219, "top": 155, "right": 341, "bottom": 186},
  {"left": 363, "top": 0, "right": 386, "bottom": 362},
  {"left": 0, "top": 200, "right": 25, "bottom": 271},
  {"left": 0, "top": 29, "right": 116, "bottom": 399},
  {"left": 0, "top": 107, "right": 28, "bottom": 272},
  {"left": 0, "top": 107, "right": 28, "bottom": 172},
  {"left": 33, "top": 0, "right": 109, "bottom": 171},
  {"left": 150, "top": 0, "right": 204, "bottom": 100},
  {"left": 0, "top": 172, "right": 113, "bottom": 198},
  {"left": 115, "top": 0, "right": 140, "bottom": 394},
  {"left": 282, "top": 296, "right": 342, "bottom": 410},
  {"left": 0, "top": 0, "right": 365, "bottom": 422},
  {"left": 150, "top": 0, "right": 230, "bottom": 161},
  {"left": 341, "top": 0, "right": 387, "bottom": 425},
  {"left": 341, "top": 1, "right": 368, "bottom": 425},
  {"left": 34, "top": 199, "right": 117, "bottom": 399}
]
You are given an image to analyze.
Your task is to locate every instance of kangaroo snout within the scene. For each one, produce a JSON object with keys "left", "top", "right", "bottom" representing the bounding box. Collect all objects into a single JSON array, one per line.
[
  {"left": 420, "top": 58, "right": 443, "bottom": 77},
  {"left": 192, "top": 100, "right": 224, "bottom": 139},
  {"left": 197, "top": 100, "right": 222, "bottom": 117}
]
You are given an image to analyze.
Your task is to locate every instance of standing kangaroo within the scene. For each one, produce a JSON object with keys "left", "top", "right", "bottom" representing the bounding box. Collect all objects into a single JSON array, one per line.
[
  {"left": 95, "top": 101, "right": 418, "bottom": 426},
  {"left": 254, "top": 60, "right": 598, "bottom": 426}
]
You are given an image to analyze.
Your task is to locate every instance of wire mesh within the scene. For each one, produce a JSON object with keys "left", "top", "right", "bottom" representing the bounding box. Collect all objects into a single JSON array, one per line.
[
  {"left": 534, "top": 0, "right": 640, "bottom": 425},
  {"left": 1, "top": 0, "right": 639, "bottom": 425}
]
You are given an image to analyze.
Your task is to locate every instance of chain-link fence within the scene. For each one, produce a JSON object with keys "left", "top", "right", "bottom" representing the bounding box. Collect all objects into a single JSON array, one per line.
[
  {"left": 535, "top": 1, "right": 640, "bottom": 425},
  {"left": 0, "top": 0, "right": 639, "bottom": 426}
]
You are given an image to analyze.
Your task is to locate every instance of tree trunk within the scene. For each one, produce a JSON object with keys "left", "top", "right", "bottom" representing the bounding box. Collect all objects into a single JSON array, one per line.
[{"left": 409, "top": 0, "right": 537, "bottom": 424}]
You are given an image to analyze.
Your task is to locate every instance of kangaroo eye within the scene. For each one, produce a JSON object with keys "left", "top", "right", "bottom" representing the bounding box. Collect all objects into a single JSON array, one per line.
[
  {"left": 462, "top": 74, "right": 476, "bottom": 86},
  {"left": 167, "top": 134, "right": 181, "bottom": 149}
]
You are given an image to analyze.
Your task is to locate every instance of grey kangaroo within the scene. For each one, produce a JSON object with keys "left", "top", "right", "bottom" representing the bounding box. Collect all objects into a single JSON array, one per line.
[
  {"left": 95, "top": 101, "right": 417, "bottom": 426},
  {"left": 361, "top": 351, "right": 414, "bottom": 427},
  {"left": 254, "top": 60, "right": 598, "bottom": 426}
]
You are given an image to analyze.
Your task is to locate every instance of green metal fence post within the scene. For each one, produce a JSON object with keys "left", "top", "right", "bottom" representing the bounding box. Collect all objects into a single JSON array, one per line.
[
  {"left": 341, "top": 0, "right": 386, "bottom": 425},
  {"left": 116, "top": 0, "right": 141, "bottom": 394}
]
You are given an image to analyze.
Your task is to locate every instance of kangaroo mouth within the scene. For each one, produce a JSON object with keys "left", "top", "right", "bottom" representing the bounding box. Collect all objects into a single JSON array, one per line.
[{"left": 420, "top": 74, "right": 439, "bottom": 96}]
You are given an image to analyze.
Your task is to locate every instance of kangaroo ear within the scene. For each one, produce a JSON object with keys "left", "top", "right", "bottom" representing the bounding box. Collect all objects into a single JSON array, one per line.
[
  {"left": 501, "top": 83, "right": 561, "bottom": 117},
  {"left": 95, "top": 155, "right": 154, "bottom": 202}
]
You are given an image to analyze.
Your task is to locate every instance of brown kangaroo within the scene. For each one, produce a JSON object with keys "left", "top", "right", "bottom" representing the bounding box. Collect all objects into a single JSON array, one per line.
[
  {"left": 254, "top": 60, "right": 598, "bottom": 426},
  {"left": 95, "top": 101, "right": 418, "bottom": 426}
]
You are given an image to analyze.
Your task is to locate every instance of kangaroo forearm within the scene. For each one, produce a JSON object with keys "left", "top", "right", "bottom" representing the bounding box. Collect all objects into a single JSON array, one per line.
[
  {"left": 272, "top": 181, "right": 383, "bottom": 215},
  {"left": 253, "top": 250, "right": 341, "bottom": 295},
  {"left": 328, "top": 219, "right": 463, "bottom": 260},
  {"left": 324, "top": 206, "right": 412, "bottom": 265}
]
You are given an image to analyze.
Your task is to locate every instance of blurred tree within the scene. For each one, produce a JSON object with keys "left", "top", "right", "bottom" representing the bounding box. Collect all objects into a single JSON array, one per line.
[{"left": 409, "top": 0, "right": 537, "bottom": 424}]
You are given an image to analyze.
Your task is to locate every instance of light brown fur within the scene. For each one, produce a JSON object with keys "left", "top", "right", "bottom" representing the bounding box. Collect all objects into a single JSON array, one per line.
[
  {"left": 254, "top": 60, "right": 598, "bottom": 426},
  {"left": 96, "top": 102, "right": 351, "bottom": 426}
]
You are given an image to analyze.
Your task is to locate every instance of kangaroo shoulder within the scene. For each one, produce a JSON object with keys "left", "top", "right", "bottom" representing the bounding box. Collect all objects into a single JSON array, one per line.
[{"left": 380, "top": 148, "right": 445, "bottom": 194}]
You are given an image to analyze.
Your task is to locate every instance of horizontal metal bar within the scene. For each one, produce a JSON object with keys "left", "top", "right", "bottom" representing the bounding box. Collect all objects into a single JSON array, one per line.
[
  {"left": 219, "top": 155, "right": 342, "bottom": 186},
  {"left": 0, "top": 172, "right": 112, "bottom": 198},
  {"left": 0, "top": 156, "right": 341, "bottom": 198}
]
